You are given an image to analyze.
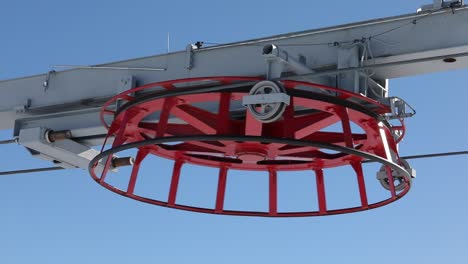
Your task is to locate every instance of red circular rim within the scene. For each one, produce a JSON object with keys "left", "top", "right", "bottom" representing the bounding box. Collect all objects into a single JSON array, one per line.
[{"left": 90, "top": 76, "right": 411, "bottom": 217}]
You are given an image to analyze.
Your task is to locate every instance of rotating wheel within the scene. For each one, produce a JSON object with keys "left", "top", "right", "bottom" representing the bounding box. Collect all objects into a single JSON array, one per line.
[
  {"left": 377, "top": 159, "right": 414, "bottom": 192},
  {"left": 90, "top": 76, "right": 413, "bottom": 217},
  {"left": 245, "top": 80, "right": 288, "bottom": 123}
]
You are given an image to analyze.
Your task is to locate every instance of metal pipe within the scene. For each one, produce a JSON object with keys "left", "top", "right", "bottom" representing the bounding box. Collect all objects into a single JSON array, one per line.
[
  {"left": 402, "top": 150, "right": 468, "bottom": 160},
  {"left": 54, "top": 65, "right": 166, "bottom": 72},
  {"left": 363, "top": 150, "right": 468, "bottom": 163},
  {"left": 198, "top": 7, "right": 466, "bottom": 52},
  {"left": 112, "top": 157, "right": 135, "bottom": 168},
  {"left": 0, "top": 167, "right": 65, "bottom": 176},
  {"left": 46, "top": 130, "right": 72, "bottom": 143},
  {"left": 0, "top": 138, "right": 17, "bottom": 144}
]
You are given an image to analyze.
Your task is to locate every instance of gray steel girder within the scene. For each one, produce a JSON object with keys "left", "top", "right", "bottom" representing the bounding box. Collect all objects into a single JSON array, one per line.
[{"left": 1, "top": 5, "right": 468, "bottom": 135}]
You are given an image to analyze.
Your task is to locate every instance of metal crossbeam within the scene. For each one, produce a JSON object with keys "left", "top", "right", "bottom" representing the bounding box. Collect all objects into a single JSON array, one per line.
[{"left": 0, "top": 3, "right": 467, "bottom": 170}]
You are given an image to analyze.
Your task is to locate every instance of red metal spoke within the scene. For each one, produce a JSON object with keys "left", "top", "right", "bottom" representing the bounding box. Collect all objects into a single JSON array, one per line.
[
  {"left": 293, "top": 111, "right": 342, "bottom": 139},
  {"left": 171, "top": 104, "right": 218, "bottom": 134},
  {"left": 140, "top": 123, "right": 201, "bottom": 137},
  {"left": 301, "top": 131, "right": 367, "bottom": 145},
  {"left": 276, "top": 151, "right": 341, "bottom": 161},
  {"left": 178, "top": 141, "right": 227, "bottom": 153},
  {"left": 167, "top": 159, "right": 184, "bottom": 206},
  {"left": 277, "top": 146, "right": 320, "bottom": 156},
  {"left": 127, "top": 149, "right": 149, "bottom": 194},
  {"left": 153, "top": 141, "right": 229, "bottom": 160},
  {"left": 164, "top": 142, "right": 225, "bottom": 154},
  {"left": 315, "top": 169, "right": 327, "bottom": 215},
  {"left": 269, "top": 112, "right": 341, "bottom": 150},
  {"left": 336, "top": 107, "right": 355, "bottom": 148},
  {"left": 112, "top": 111, "right": 132, "bottom": 146},
  {"left": 277, "top": 146, "right": 344, "bottom": 160},
  {"left": 261, "top": 103, "right": 295, "bottom": 139},
  {"left": 136, "top": 126, "right": 158, "bottom": 139},
  {"left": 157, "top": 98, "right": 177, "bottom": 137},
  {"left": 269, "top": 169, "right": 278, "bottom": 216},
  {"left": 245, "top": 111, "right": 263, "bottom": 136},
  {"left": 294, "top": 112, "right": 335, "bottom": 134},
  {"left": 215, "top": 167, "right": 228, "bottom": 213},
  {"left": 163, "top": 124, "right": 205, "bottom": 135}
]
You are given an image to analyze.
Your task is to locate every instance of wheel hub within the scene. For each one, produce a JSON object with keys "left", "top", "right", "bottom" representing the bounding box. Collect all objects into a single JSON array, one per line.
[{"left": 234, "top": 143, "right": 269, "bottom": 163}]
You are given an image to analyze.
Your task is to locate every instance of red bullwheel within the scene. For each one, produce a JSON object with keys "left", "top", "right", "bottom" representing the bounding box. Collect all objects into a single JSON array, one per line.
[{"left": 89, "top": 76, "right": 412, "bottom": 217}]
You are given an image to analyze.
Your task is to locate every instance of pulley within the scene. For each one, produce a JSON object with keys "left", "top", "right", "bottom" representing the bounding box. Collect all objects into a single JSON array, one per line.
[{"left": 242, "top": 80, "right": 290, "bottom": 123}]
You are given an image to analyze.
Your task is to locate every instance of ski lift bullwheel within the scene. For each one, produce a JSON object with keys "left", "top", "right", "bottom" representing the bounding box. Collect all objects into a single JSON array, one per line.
[{"left": 89, "top": 76, "right": 412, "bottom": 217}]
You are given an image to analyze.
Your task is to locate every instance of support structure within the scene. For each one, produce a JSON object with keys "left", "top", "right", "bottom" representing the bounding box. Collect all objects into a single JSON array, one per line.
[
  {"left": 1, "top": 2, "right": 467, "bottom": 216},
  {"left": 87, "top": 77, "right": 411, "bottom": 216}
]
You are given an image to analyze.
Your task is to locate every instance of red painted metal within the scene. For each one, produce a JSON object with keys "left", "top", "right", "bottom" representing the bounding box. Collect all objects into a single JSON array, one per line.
[
  {"left": 351, "top": 161, "right": 369, "bottom": 208},
  {"left": 215, "top": 167, "right": 228, "bottom": 213},
  {"left": 315, "top": 169, "right": 327, "bottom": 215},
  {"left": 167, "top": 159, "right": 183, "bottom": 206},
  {"left": 90, "top": 76, "right": 411, "bottom": 217},
  {"left": 269, "top": 169, "right": 278, "bottom": 216}
]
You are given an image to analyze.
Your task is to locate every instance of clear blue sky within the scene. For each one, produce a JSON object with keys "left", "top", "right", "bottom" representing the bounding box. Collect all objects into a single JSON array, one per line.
[{"left": 1, "top": 1, "right": 467, "bottom": 263}]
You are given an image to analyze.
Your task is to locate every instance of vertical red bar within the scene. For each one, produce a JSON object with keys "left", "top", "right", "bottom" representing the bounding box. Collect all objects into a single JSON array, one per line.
[
  {"left": 167, "top": 160, "right": 184, "bottom": 206},
  {"left": 282, "top": 98, "right": 295, "bottom": 138},
  {"left": 127, "top": 150, "right": 148, "bottom": 194},
  {"left": 217, "top": 93, "right": 231, "bottom": 135},
  {"left": 112, "top": 111, "right": 132, "bottom": 147},
  {"left": 157, "top": 98, "right": 175, "bottom": 137},
  {"left": 99, "top": 155, "right": 113, "bottom": 183},
  {"left": 338, "top": 107, "right": 354, "bottom": 148},
  {"left": 351, "top": 162, "right": 369, "bottom": 208},
  {"left": 215, "top": 167, "right": 228, "bottom": 213},
  {"left": 245, "top": 111, "right": 263, "bottom": 136},
  {"left": 315, "top": 169, "right": 327, "bottom": 215},
  {"left": 269, "top": 170, "right": 278, "bottom": 216},
  {"left": 385, "top": 166, "right": 397, "bottom": 199}
]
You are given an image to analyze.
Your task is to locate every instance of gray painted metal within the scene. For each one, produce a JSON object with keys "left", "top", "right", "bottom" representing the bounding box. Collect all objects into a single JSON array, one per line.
[
  {"left": 1, "top": 3, "right": 468, "bottom": 170},
  {"left": 19, "top": 127, "right": 104, "bottom": 172}
]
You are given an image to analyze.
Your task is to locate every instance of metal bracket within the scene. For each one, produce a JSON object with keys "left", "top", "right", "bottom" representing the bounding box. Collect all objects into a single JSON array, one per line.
[
  {"left": 242, "top": 93, "right": 291, "bottom": 106},
  {"left": 43, "top": 70, "right": 56, "bottom": 91},
  {"left": 18, "top": 127, "right": 106, "bottom": 172},
  {"left": 117, "top": 76, "right": 136, "bottom": 94},
  {"left": 14, "top": 99, "right": 31, "bottom": 113},
  {"left": 185, "top": 44, "right": 198, "bottom": 70},
  {"left": 418, "top": 0, "right": 464, "bottom": 12},
  {"left": 115, "top": 76, "right": 136, "bottom": 109},
  {"left": 262, "top": 44, "right": 313, "bottom": 79},
  {"left": 386, "top": 97, "right": 416, "bottom": 120}
]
